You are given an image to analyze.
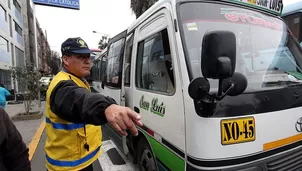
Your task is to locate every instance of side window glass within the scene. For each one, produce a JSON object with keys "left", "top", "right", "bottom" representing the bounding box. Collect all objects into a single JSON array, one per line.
[
  {"left": 97, "top": 59, "right": 102, "bottom": 81},
  {"left": 124, "top": 33, "right": 134, "bottom": 86},
  {"left": 91, "top": 59, "right": 100, "bottom": 81},
  {"left": 100, "top": 55, "right": 107, "bottom": 82},
  {"left": 136, "top": 28, "right": 174, "bottom": 94},
  {"left": 106, "top": 39, "right": 125, "bottom": 85}
]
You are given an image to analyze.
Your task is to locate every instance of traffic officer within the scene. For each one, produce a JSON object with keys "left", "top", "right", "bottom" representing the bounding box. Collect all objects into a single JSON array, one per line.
[{"left": 45, "top": 37, "right": 143, "bottom": 171}]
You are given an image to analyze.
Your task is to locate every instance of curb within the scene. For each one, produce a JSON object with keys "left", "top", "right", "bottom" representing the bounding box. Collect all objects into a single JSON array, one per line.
[{"left": 28, "top": 119, "right": 46, "bottom": 161}]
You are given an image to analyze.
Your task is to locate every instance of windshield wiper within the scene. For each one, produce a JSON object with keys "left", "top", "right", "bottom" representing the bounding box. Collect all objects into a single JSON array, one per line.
[{"left": 263, "top": 80, "right": 302, "bottom": 87}]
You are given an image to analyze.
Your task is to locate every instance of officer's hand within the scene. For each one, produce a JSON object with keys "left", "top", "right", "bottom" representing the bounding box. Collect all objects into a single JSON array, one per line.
[{"left": 104, "top": 104, "right": 143, "bottom": 136}]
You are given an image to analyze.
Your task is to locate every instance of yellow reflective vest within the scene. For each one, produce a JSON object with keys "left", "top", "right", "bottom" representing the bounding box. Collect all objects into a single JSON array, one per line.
[{"left": 45, "top": 71, "right": 102, "bottom": 171}]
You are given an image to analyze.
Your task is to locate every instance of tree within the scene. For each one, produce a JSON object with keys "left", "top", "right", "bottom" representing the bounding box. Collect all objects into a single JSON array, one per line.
[
  {"left": 98, "top": 35, "right": 109, "bottom": 50},
  {"left": 46, "top": 50, "right": 61, "bottom": 75},
  {"left": 10, "top": 62, "right": 42, "bottom": 115},
  {"left": 130, "top": 0, "right": 158, "bottom": 18}
]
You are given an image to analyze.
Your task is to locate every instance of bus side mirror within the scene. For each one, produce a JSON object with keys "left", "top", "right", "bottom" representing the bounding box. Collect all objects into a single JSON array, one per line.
[
  {"left": 201, "top": 30, "right": 236, "bottom": 80},
  {"left": 188, "top": 77, "right": 210, "bottom": 100}
]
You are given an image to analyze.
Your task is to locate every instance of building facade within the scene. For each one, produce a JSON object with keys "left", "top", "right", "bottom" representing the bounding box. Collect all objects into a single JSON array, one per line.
[
  {"left": 37, "top": 20, "right": 50, "bottom": 74},
  {"left": 0, "top": 0, "right": 49, "bottom": 94},
  {"left": 0, "top": 0, "right": 25, "bottom": 92}
]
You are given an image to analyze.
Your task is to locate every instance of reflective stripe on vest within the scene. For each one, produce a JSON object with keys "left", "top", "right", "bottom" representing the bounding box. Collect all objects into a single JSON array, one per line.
[
  {"left": 46, "top": 117, "right": 84, "bottom": 130},
  {"left": 46, "top": 146, "right": 100, "bottom": 167}
]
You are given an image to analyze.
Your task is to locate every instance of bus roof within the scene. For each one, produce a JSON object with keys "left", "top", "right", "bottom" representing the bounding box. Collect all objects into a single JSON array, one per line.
[
  {"left": 127, "top": 0, "right": 283, "bottom": 32},
  {"left": 282, "top": 1, "right": 302, "bottom": 17}
]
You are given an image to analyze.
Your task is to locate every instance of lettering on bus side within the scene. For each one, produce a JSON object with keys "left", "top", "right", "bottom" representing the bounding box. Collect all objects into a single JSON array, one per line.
[
  {"left": 150, "top": 98, "right": 165, "bottom": 117},
  {"left": 139, "top": 95, "right": 166, "bottom": 117},
  {"left": 221, "top": 117, "right": 256, "bottom": 145},
  {"left": 140, "top": 95, "right": 150, "bottom": 111}
]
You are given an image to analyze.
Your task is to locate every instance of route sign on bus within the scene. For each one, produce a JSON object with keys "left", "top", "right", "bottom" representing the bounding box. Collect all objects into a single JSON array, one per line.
[{"left": 230, "top": 0, "right": 283, "bottom": 15}]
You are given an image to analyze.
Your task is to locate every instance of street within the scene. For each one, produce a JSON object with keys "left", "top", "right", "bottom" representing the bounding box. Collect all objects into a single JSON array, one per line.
[
  {"left": 2, "top": 0, "right": 300, "bottom": 170},
  {"left": 5, "top": 101, "right": 137, "bottom": 171},
  {"left": 30, "top": 125, "right": 138, "bottom": 171}
]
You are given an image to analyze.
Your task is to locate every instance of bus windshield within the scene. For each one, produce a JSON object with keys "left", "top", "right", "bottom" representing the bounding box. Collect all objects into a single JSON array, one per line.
[{"left": 179, "top": 2, "right": 302, "bottom": 93}]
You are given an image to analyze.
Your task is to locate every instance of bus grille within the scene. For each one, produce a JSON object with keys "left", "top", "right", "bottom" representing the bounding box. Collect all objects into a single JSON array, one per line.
[{"left": 266, "top": 149, "right": 302, "bottom": 171}]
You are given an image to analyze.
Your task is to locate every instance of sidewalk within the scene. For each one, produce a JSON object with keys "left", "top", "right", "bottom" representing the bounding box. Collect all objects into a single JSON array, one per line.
[{"left": 6, "top": 101, "right": 45, "bottom": 146}]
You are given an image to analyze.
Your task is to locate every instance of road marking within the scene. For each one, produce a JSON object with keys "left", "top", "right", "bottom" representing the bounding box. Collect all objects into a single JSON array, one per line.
[
  {"left": 98, "top": 140, "right": 138, "bottom": 171},
  {"left": 28, "top": 119, "right": 45, "bottom": 161}
]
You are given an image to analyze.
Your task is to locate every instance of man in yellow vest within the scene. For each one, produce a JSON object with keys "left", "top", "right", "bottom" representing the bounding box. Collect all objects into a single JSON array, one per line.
[{"left": 45, "top": 37, "right": 143, "bottom": 171}]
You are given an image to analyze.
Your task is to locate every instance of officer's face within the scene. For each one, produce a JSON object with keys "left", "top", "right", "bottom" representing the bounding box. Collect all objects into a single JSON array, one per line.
[{"left": 63, "top": 54, "right": 91, "bottom": 77}]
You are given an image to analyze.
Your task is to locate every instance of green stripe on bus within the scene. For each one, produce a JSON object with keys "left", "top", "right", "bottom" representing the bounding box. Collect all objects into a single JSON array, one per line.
[{"left": 143, "top": 132, "right": 185, "bottom": 171}]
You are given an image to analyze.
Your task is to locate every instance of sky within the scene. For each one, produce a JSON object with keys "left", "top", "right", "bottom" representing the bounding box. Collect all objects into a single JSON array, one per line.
[
  {"left": 35, "top": 0, "right": 299, "bottom": 55},
  {"left": 284, "top": 0, "right": 301, "bottom": 6},
  {"left": 35, "top": 0, "right": 136, "bottom": 55}
]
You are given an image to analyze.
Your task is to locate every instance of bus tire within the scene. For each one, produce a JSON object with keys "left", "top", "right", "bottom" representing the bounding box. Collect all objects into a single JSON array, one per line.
[{"left": 137, "top": 137, "right": 157, "bottom": 171}]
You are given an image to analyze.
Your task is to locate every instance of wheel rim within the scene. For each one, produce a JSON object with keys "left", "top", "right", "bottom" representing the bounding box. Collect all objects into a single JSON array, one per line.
[{"left": 140, "top": 148, "right": 156, "bottom": 171}]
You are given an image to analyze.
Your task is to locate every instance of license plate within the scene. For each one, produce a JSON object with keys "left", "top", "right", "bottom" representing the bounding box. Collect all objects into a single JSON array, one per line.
[{"left": 221, "top": 117, "right": 256, "bottom": 145}]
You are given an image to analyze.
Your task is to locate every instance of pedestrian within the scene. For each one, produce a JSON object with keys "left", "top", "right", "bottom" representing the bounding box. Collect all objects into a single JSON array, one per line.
[
  {"left": 0, "top": 83, "right": 11, "bottom": 109},
  {"left": 45, "top": 37, "right": 143, "bottom": 171},
  {"left": 0, "top": 107, "right": 31, "bottom": 171}
]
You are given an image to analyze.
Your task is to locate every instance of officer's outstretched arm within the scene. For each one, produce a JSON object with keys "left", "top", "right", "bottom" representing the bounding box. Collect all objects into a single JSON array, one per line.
[{"left": 50, "top": 80, "right": 116, "bottom": 125}]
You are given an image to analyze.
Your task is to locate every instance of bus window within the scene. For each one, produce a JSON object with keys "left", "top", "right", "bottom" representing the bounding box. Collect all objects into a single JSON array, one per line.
[
  {"left": 283, "top": 13, "right": 302, "bottom": 43},
  {"left": 124, "top": 33, "right": 134, "bottom": 87},
  {"left": 106, "top": 38, "right": 125, "bottom": 86},
  {"left": 282, "top": 1, "right": 302, "bottom": 44}
]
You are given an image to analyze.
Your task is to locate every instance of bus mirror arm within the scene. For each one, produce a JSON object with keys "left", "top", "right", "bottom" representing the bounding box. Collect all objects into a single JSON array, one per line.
[
  {"left": 191, "top": 81, "right": 234, "bottom": 101},
  {"left": 101, "top": 82, "right": 105, "bottom": 89},
  {"left": 194, "top": 72, "right": 247, "bottom": 100},
  {"left": 215, "top": 83, "right": 235, "bottom": 100},
  {"left": 189, "top": 72, "right": 247, "bottom": 117}
]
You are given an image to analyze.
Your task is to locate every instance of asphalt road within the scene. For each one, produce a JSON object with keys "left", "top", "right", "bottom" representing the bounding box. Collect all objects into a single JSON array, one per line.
[{"left": 31, "top": 126, "right": 138, "bottom": 171}]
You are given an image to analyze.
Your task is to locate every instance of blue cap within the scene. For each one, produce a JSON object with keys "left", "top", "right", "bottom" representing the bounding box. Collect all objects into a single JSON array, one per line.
[{"left": 61, "top": 37, "right": 92, "bottom": 55}]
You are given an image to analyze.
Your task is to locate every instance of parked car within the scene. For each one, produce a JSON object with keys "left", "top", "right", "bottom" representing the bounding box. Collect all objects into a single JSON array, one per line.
[{"left": 39, "top": 76, "right": 52, "bottom": 87}]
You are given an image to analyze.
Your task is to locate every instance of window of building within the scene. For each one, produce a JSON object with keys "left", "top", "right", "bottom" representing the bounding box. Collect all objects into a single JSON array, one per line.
[
  {"left": 124, "top": 33, "right": 134, "bottom": 87},
  {"left": 15, "top": 46, "right": 24, "bottom": 68},
  {"left": 14, "top": 21, "right": 22, "bottom": 35},
  {"left": 0, "top": 36, "right": 9, "bottom": 52},
  {"left": 135, "top": 28, "right": 175, "bottom": 94},
  {"left": 8, "top": 15, "right": 12, "bottom": 37},
  {"left": 0, "top": 6, "right": 7, "bottom": 22},
  {"left": 8, "top": 0, "right": 11, "bottom": 9},
  {"left": 11, "top": 43, "right": 14, "bottom": 65},
  {"left": 106, "top": 38, "right": 125, "bottom": 86},
  {"left": 0, "top": 69, "right": 12, "bottom": 90},
  {"left": 13, "top": 0, "right": 21, "bottom": 13}
]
